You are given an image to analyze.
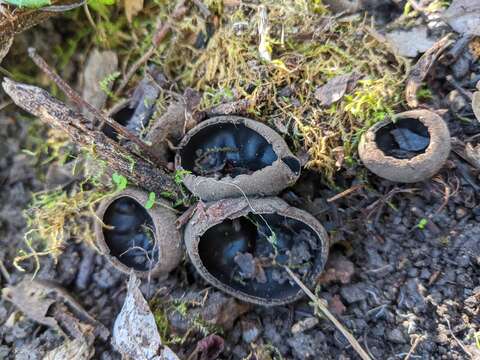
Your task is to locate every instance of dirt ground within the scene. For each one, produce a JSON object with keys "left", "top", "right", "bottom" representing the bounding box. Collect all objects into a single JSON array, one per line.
[{"left": 0, "top": 1, "right": 480, "bottom": 359}]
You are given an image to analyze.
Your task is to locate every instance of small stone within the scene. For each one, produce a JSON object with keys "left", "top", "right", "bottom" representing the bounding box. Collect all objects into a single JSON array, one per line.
[
  {"left": 387, "top": 328, "right": 407, "bottom": 344},
  {"left": 241, "top": 319, "right": 261, "bottom": 343},
  {"left": 455, "top": 207, "right": 468, "bottom": 219},
  {"left": 420, "top": 268, "right": 431, "bottom": 280},
  {"left": 291, "top": 317, "right": 319, "bottom": 334},
  {"left": 92, "top": 267, "right": 121, "bottom": 289},
  {"left": 340, "top": 283, "right": 367, "bottom": 304},
  {"left": 318, "top": 254, "right": 355, "bottom": 285},
  {"left": 447, "top": 89, "right": 467, "bottom": 112},
  {"left": 329, "top": 295, "right": 347, "bottom": 316}
]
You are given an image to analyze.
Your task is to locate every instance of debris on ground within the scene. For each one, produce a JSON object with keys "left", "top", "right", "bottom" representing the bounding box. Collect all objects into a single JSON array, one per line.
[{"left": 112, "top": 272, "right": 180, "bottom": 360}]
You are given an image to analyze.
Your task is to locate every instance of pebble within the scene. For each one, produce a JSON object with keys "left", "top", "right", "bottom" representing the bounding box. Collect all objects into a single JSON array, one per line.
[
  {"left": 447, "top": 90, "right": 467, "bottom": 113},
  {"left": 291, "top": 317, "right": 319, "bottom": 334},
  {"left": 241, "top": 319, "right": 261, "bottom": 343},
  {"left": 340, "top": 283, "right": 367, "bottom": 304},
  {"left": 92, "top": 267, "right": 121, "bottom": 289},
  {"left": 387, "top": 328, "right": 407, "bottom": 344}
]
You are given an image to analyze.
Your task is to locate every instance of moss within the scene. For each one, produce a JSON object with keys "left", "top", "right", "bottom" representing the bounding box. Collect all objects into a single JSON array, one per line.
[{"left": 148, "top": 0, "right": 407, "bottom": 180}]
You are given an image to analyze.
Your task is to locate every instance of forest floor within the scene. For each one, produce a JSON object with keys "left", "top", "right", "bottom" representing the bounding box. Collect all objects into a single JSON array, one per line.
[{"left": 0, "top": 0, "right": 479, "bottom": 359}]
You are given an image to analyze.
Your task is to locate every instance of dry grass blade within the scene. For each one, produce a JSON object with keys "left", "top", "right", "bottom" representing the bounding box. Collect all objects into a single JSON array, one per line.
[{"left": 284, "top": 266, "right": 372, "bottom": 360}]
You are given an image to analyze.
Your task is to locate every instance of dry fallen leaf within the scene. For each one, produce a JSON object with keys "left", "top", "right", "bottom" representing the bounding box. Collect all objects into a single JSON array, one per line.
[
  {"left": 82, "top": 49, "right": 118, "bottom": 119},
  {"left": 113, "top": 272, "right": 180, "bottom": 360},
  {"left": 443, "top": 0, "right": 480, "bottom": 36},
  {"left": 125, "top": 0, "right": 144, "bottom": 23},
  {"left": 472, "top": 90, "right": 480, "bottom": 122},
  {"left": 2, "top": 279, "right": 109, "bottom": 340},
  {"left": 2, "top": 279, "right": 57, "bottom": 329},
  {"left": 465, "top": 143, "right": 480, "bottom": 169},
  {"left": 405, "top": 35, "right": 453, "bottom": 108},
  {"left": 385, "top": 27, "right": 436, "bottom": 58},
  {"left": 314, "top": 73, "right": 359, "bottom": 106},
  {"left": 0, "top": 37, "right": 13, "bottom": 64}
]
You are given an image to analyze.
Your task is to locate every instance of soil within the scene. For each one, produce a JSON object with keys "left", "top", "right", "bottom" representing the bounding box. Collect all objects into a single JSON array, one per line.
[{"left": 1, "top": 2, "right": 480, "bottom": 360}]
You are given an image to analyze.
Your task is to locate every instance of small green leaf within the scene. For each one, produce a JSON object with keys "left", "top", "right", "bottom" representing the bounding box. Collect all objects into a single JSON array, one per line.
[
  {"left": 112, "top": 172, "right": 128, "bottom": 191},
  {"left": 174, "top": 169, "right": 192, "bottom": 185},
  {"left": 145, "top": 192, "right": 156, "bottom": 209},
  {"left": 417, "top": 218, "right": 428, "bottom": 230}
]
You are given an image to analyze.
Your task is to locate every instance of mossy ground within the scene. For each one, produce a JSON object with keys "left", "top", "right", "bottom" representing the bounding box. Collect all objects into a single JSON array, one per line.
[{"left": 11, "top": 0, "right": 417, "bottom": 283}]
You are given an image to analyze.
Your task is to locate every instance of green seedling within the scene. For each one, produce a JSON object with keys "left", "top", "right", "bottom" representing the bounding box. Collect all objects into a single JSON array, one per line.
[
  {"left": 145, "top": 192, "right": 156, "bottom": 209},
  {"left": 112, "top": 172, "right": 128, "bottom": 191},
  {"left": 417, "top": 218, "right": 428, "bottom": 230}
]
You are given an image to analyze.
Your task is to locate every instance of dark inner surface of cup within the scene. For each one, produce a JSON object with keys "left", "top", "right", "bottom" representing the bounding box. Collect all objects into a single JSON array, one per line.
[
  {"left": 375, "top": 118, "right": 431, "bottom": 159},
  {"left": 103, "top": 197, "right": 158, "bottom": 271},
  {"left": 101, "top": 106, "right": 135, "bottom": 140},
  {"left": 198, "top": 213, "right": 324, "bottom": 301},
  {"left": 180, "top": 122, "right": 278, "bottom": 178}
]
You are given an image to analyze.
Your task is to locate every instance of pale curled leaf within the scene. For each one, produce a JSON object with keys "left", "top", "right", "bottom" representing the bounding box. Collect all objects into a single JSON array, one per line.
[
  {"left": 472, "top": 91, "right": 480, "bottom": 122},
  {"left": 385, "top": 27, "right": 436, "bottom": 58},
  {"left": 2, "top": 279, "right": 58, "bottom": 329},
  {"left": 465, "top": 143, "right": 480, "bottom": 169},
  {"left": 314, "top": 73, "right": 359, "bottom": 106},
  {"left": 113, "top": 273, "right": 180, "bottom": 360},
  {"left": 82, "top": 49, "right": 118, "bottom": 118},
  {"left": 443, "top": 0, "right": 480, "bottom": 36},
  {"left": 258, "top": 5, "right": 271, "bottom": 62}
]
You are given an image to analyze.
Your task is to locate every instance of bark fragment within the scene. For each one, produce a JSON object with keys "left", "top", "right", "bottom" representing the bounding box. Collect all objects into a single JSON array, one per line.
[{"left": 2, "top": 78, "right": 179, "bottom": 196}]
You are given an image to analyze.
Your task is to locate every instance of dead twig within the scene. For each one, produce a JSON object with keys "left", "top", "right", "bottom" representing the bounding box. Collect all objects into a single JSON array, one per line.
[
  {"left": 284, "top": 266, "right": 372, "bottom": 360},
  {"left": 27, "top": 48, "right": 167, "bottom": 169},
  {"left": 327, "top": 184, "right": 364, "bottom": 203},
  {"left": 445, "top": 318, "right": 473, "bottom": 358},
  {"left": 404, "top": 334, "right": 425, "bottom": 360},
  {"left": 406, "top": 34, "right": 454, "bottom": 108},
  {"left": 114, "top": 0, "right": 188, "bottom": 96},
  {"left": 2, "top": 78, "right": 180, "bottom": 197}
]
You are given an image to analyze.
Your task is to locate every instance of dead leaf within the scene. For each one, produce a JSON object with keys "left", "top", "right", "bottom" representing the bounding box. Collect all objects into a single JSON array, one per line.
[
  {"left": 43, "top": 334, "right": 94, "bottom": 360},
  {"left": 385, "top": 27, "right": 436, "bottom": 58},
  {"left": 465, "top": 143, "right": 480, "bottom": 168},
  {"left": 314, "top": 73, "right": 359, "bottom": 106},
  {"left": 113, "top": 272, "right": 180, "bottom": 360},
  {"left": 2, "top": 279, "right": 57, "bottom": 329},
  {"left": 125, "top": 0, "right": 144, "bottom": 23},
  {"left": 472, "top": 90, "right": 480, "bottom": 122},
  {"left": 405, "top": 34, "right": 454, "bottom": 108},
  {"left": 317, "top": 254, "right": 355, "bottom": 285},
  {"left": 82, "top": 49, "right": 118, "bottom": 119},
  {"left": 258, "top": 5, "right": 271, "bottom": 62},
  {"left": 189, "top": 334, "right": 225, "bottom": 360},
  {"left": 443, "top": 0, "right": 480, "bottom": 36},
  {"left": 0, "top": 37, "right": 13, "bottom": 64},
  {"left": 2, "top": 279, "right": 109, "bottom": 341}
]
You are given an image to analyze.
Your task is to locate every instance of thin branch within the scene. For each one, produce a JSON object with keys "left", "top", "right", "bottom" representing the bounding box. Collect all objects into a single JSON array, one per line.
[
  {"left": 2, "top": 78, "right": 180, "bottom": 197},
  {"left": 284, "top": 266, "right": 372, "bottom": 360},
  {"left": 27, "top": 47, "right": 167, "bottom": 169}
]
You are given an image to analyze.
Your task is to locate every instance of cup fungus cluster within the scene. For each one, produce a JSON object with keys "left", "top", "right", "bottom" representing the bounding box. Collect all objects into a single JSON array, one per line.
[
  {"left": 95, "top": 115, "right": 329, "bottom": 306},
  {"left": 95, "top": 109, "right": 452, "bottom": 306},
  {"left": 359, "top": 110, "right": 451, "bottom": 183},
  {"left": 176, "top": 116, "right": 329, "bottom": 305}
]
